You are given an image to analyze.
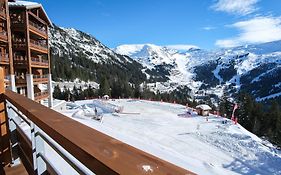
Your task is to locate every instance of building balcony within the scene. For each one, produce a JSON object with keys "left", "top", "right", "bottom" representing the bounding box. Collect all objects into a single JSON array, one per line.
[
  {"left": 33, "top": 74, "right": 48, "bottom": 83},
  {"left": 30, "top": 39, "right": 48, "bottom": 53},
  {"left": 0, "top": 30, "right": 8, "bottom": 42},
  {"left": 13, "top": 55, "right": 27, "bottom": 66},
  {"left": 34, "top": 91, "right": 49, "bottom": 101},
  {"left": 31, "top": 57, "right": 49, "bottom": 67},
  {"left": 15, "top": 76, "right": 26, "bottom": 86},
  {"left": 0, "top": 54, "right": 9, "bottom": 63},
  {"left": 29, "top": 20, "right": 47, "bottom": 38},
  {"left": 13, "top": 41, "right": 26, "bottom": 50}
]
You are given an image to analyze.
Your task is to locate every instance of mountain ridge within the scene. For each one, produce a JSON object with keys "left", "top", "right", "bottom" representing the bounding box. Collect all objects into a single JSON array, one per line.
[
  {"left": 49, "top": 24, "right": 281, "bottom": 103},
  {"left": 115, "top": 41, "right": 281, "bottom": 102}
]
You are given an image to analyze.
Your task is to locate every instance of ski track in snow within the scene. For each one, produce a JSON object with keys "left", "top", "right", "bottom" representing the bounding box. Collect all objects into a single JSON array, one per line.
[{"left": 58, "top": 99, "right": 281, "bottom": 175}]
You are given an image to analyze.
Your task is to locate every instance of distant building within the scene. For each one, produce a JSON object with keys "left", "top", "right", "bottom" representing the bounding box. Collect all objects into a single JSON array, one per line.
[
  {"left": 103, "top": 95, "right": 109, "bottom": 100},
  {"left": 196, "top": 104, "right": 212, "bottom": 116},
  {"left": 0, "top": 0, "right": 53, "bottom": 107}
]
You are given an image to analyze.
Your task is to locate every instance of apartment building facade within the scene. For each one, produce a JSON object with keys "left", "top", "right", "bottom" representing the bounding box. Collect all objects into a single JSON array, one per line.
[{"left": 0, "top": 0, "right": 52, "bottom": 107}]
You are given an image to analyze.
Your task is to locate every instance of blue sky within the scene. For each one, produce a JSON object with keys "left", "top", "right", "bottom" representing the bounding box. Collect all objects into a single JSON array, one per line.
[{"left": 33, "top": 0, "right": 281, "bottom": 50}]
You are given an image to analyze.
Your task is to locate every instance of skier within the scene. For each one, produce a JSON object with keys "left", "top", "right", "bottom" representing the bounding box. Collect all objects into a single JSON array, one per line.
[{"left": 94, "top": 107, "right": 97, "bottom": 116}]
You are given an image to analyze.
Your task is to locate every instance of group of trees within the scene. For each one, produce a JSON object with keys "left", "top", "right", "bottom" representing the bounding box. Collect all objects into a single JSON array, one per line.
[
  {"left": 53, "top": 82, "right": 196, "bottom": 107},
  {"left": 219, "top": 92, "right": 281, "bottom": 147}
]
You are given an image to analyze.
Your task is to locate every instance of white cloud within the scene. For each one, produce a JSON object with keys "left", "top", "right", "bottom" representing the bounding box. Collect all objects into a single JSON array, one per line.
[
  {"left": 202, "top": 26, "right": 216, "bottom": 31},
  {"left": 211, "top": 0, "right": 259, "bottom": 16},
  {"left": 165, "top": 44, "right": 200, "bottom": 51},
  {"left": 216, "top": 16, "right": 281, "bottom": 48}
]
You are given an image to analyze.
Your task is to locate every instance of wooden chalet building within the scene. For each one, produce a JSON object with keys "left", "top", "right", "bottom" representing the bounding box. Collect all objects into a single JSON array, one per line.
[{"left": 0, "top": 0, "right": 53, "bottom": 107}]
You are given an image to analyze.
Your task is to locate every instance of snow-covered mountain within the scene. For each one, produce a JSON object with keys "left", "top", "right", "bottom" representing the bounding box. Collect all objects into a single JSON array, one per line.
[
  {"left": 115, "top": 42, "right": 281, "bottom": 102},
  {"left": 48, "top": 24, "right": 281, "bottom": 103},
  {"left": 49, "top": 25, "right": 146, "bottom": 84},
  {"left": 50, "top": 26, "right": 132, "bottom": 64}
]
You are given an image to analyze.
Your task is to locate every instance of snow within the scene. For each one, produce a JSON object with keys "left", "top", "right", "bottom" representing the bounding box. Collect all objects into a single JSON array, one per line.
[
  {"left": 196, "top": 104, "right": 212, "bottom": 110},
  {"left": 9, "top": 1, "right": 41, "bottom": 8},
  {"left": 142, "top": 165, "right": 153, "bottom": 172},
  {"left": 251, "top": 65, "right": 281, "bottom": 83},
  {"left": 256, "top": 91, "right": 281, "bottom": 101},
  {"left": 53, "top": 80, "right": 99, "bottom": 91},
  {"left": 212, "top": 64, "right": 224, "bottom": 84},
  {"left": 55, "top": 99, "right": 281, "bottom": 175},
  {"left": 14, "top": 98, "right": 281, "bottom": 174}
]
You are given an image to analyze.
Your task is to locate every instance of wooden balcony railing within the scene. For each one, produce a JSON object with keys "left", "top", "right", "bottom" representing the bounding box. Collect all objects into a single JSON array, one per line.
[
  {"left": 30, "top": 39, "right": 48, "bottom": 52},
  {"left": 31, "top": 57, "right": 49, "bottom": 67},
  {"left": 33, "top": 74, "right": 48, "bottom": 83},
  {"left": 0, "top": 30, "right": 8, "bottom": 41},
  {"left": 34, "top": 91, "right": 49, "bottom": 101},
  {"left": 13, "top": 40, "right": 26, "bottom": 49},
  {"left": 29, "top": 20, "right": 47, "bottom": 37},
  {"left": 0, "top": 67, "right": 194, "bottom": 175},
  {"left": 0, "top": 54, "right": 9, "bottom": 63},
  {"left": 14, "top": 55, "right": 27, "bottom": 66}
]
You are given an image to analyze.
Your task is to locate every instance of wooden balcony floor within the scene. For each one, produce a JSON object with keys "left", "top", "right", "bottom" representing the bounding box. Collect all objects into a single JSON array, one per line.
[{"left": 1, "top": 163, "right": 28, "bottom": 175}]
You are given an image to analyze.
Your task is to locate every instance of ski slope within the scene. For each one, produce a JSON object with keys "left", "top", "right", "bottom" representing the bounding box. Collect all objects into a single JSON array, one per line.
[{"left": 59, "top": 99, "right": 281, "bottom": 175}]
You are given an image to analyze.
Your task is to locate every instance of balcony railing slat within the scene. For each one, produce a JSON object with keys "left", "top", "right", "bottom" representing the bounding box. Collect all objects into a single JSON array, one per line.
[
  {"left": 29, "top": 21, "right": 47, "bottom": 36},
  {"left": 3, "top": 90, "right": 193, "bottom": 175}
]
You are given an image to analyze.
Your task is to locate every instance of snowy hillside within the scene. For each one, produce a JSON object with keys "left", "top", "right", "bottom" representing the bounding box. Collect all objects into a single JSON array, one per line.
[
  {"left": 115, "top": 41, "right": 281, "bottom": 101},
  {"left": 58, "top": 99, "right": 281, "bottom": 175},
  {"left": 115, "top": 44, "right": 201, "bottom": 93},
  {"left": 49, "top": 25, "right": 146, "bottom": 85},
  {"left": 50, "top": 26, "right": 132, "bottom": 64}
]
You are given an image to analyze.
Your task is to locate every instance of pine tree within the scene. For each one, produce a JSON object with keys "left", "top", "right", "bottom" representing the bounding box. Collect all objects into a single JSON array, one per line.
[
  {"left": 219, "top": 92, "right": 233, "bottom": 118},
  {"left": 268, "top": 101, "right": 281, "bottom": 143},
  {"left": 251, "top": 103, "right": 264, "bottom": 135},
  {"left": 53, "top": 85, "right": 62, "bottom": 99},
  {"left": 237, "top": 93, "right": 254, "bottom": 131},
  {"left": 72, "top": 85, "right": 79, "bottom": 100},
  {"left": 99, "top": 76, "right": 110, "bottom": 96}
]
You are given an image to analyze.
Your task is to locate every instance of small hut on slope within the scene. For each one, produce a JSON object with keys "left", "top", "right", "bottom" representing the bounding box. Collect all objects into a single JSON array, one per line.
[{"left": 196, "top": 104, "right": 212, "bottom": 116}]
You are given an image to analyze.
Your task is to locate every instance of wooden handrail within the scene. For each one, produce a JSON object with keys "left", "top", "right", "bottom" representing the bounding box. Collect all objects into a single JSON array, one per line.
[{"left": 3, "top": 90, "right": 194, "bottom": 175}]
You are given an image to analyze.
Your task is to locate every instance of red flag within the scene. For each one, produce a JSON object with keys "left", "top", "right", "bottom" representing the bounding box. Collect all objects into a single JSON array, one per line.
[
  {"left": 231, "top": 103, "right": 238, "bottom": 121},
  {"left": 235, "top": 117, "right": 238, "bottom": 125}
]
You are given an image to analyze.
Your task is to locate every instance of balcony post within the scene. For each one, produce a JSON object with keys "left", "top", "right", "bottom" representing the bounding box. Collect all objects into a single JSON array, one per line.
[
  {"left": 8, "top": 74, "right": 16, "bottom": 92},
  {"left": 26, "top": 74, "right": 34, "bottom": 100},
  {"left": 31, "top": 123, "right": 47, "bottom": 174},
  {"left": 6, "top": 101, "right": 20, "bottom": 164},
  {"left": 48, "top": 74, "right": 53, "bottom": 107}
]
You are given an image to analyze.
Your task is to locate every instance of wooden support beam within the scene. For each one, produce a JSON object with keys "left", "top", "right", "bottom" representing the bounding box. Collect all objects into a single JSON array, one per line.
[
  {"left": 0, "top": 67, "right": 12, "bottom": 165},
  {"left": 27, "top": 11, "right": 47, "bottom": 26},
  {"left": 46, "top": 26, "right": 51, "bottom": 74},
  {"left": 24, "top": 12, "right": 31, "bottom": 74}
]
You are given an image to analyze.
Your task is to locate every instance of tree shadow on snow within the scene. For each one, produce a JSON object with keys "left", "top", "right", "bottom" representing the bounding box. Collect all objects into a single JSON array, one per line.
[{"left": 223, "top": 155, "right": 281, "bottom": 175}]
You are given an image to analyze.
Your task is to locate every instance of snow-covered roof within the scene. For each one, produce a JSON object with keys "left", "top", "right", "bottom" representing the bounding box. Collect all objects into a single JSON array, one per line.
[
  {"left": 8, "top": 0, "right": 52, "bottom": 26},
  {"left": 196, "top": 104, "right": 212, "bottom": 111},
  {"left": 103, "top": 95, "right": 109, "bottom": 98},
  {"left": 9, "top": 0, "right": 41, "bottom": 9}
]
